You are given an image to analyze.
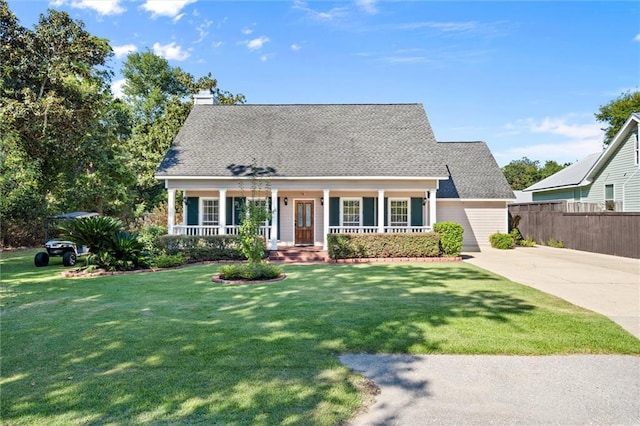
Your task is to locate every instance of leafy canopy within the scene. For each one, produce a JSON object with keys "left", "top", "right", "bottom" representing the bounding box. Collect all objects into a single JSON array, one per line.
[
  {"left": 595, "top": 90, "right": 640, "bottom": 146},
  {"left": 501, "top": 157, "right": 569, "bottom": 190}
]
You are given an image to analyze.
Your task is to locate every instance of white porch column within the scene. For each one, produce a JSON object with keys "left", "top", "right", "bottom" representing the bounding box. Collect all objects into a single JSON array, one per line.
[
  {"left": 429, "top": 188, "right": 437, "bottom": 227},
  {"left": 219, "top": 189, "right": 227, "bottom": 235},
  {"left": 377, "top": 189, "right": 385, "bottom": 233},
  {"left": 167, "top": 188, "right": 176, "bottom": 234},
  {"left": 270, "top": 188, "right": 278, "bottom": 250},
  {"left": 182, "top": 191, "right": 187, "bottom": 225},
  {"left": 323, "top": 189, "right": 330, "bottom": 250}
]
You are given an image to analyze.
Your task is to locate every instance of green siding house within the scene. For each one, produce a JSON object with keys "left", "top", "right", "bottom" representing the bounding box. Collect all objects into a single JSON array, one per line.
[{"left": 525, "top": 113, "right": 640, "bottom": 212}]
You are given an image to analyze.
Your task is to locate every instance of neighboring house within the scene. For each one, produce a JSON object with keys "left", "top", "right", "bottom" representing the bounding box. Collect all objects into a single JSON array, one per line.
[
  {"left": 155, "top": 91, "right": 514, "bottom": 251},
  {"left": 512, "top": 191, "right": 533, "bottom": 203},
  {"left": 524, "top": 113, "right": 640, "bottom": 212}
]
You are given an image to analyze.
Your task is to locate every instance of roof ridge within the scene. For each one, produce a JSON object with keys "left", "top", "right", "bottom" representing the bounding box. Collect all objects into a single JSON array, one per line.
[{"left": 192, "top": 103, "right": 423, "bottom": 106}]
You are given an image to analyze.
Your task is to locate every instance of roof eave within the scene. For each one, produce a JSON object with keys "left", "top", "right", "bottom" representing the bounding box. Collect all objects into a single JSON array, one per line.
[
  {"left": 155, "top": 175, "right": 450, "bottom": 181},
  {"left": 524, "top": 180, "right": 591, "bottom": 192},
  {"left": 586, "top": 114, "right": 640, "bottom": 181}
]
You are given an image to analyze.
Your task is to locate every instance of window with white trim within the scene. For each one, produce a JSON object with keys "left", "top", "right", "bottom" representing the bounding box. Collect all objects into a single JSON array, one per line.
[
  {"left": 389, "top": 199, "right": 409, "bottom": 227},
  {"left": 604, "top": 184, "right": 615, "bottom": 211},
  {"left": 201, "top": 198, "right": 219, "bottom": 225},
  {"left": 341, "top": 198, "right": 361, "bottom": 227},
  {"left": 634, "top": 132, "right": 639, "bottom": 166}
]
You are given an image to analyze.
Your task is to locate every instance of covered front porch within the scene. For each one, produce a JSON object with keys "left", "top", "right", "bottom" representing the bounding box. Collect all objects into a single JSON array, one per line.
[{"left": 165, "top": 180, "right": 440, "bottom": 251}]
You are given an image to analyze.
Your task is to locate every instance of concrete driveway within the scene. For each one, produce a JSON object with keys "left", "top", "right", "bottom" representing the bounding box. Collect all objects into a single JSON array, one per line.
[
  {"left": 341, "top": 247, "right": 640, "bottom": 425},
  {"left": 464, "top": 246, "right": 640, "bottom": 338},
  {"left": 341, "top": 354, "right": 640, "bottom": 426}
]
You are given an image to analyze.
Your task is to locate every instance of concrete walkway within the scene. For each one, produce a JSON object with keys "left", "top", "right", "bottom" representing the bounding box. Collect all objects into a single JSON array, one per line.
[
  {"left": 464, "top": 246, "right": 640, "bottom": 338},
  {"left": 342, "top": 354, "right": 640, "bottom": 425},
  {"left": 342, "top": 247, "right": 640, "bottom": 425}
]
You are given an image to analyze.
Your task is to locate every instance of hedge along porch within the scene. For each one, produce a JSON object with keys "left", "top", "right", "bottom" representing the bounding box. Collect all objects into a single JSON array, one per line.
[
  {"left": 156, "top": 94, "right": 514, "bottom": 252},
  {"left": 165, "top": 178, "right": 439, "bottom": 250}
]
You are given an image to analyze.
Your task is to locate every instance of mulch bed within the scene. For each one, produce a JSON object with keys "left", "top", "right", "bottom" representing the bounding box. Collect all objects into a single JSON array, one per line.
[
  {"left": 331, "top": 256, "right": 462, "bottom": 263},
  {"left": 211, "top": 273, "right": 287, "bottom": 285}
]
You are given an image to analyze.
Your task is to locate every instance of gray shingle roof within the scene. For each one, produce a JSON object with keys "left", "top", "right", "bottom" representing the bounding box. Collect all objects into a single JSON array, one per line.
[
  {"left": 156, "top": 104, "right": 447, "bottom": 178},
  {"left": 436, "top": 142, "right": 515, "bottom": 199},
  {"left": 524, "top": 152, "right": 601, "bottom": 192},
  {"left": 156, "top": 104, "right": 512, "bottom": 199}
]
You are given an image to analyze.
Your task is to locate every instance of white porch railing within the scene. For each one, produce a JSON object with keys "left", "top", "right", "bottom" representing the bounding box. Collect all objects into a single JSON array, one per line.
[
  {"left": 328, "top": 226, "right": 432, "bottom": 234},
  {"left": 172, "top": 225, "right": 271, "bottom": 239}
]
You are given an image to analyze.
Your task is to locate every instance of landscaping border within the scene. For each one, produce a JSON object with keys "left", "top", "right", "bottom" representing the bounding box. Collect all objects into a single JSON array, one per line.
[{"left": 211, "top": 273, "right": 287, "bottom": 285}]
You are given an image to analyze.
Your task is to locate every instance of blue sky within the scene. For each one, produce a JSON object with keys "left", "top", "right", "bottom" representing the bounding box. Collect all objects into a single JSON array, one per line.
[{"left": 7, "top": 0, "right": 640, "bottom": 166}]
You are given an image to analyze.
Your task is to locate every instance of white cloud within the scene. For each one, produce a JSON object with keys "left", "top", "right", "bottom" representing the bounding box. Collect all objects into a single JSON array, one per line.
[
  {"left": 63, "top": 0, "right": 125, "bottom": 15},
  {"left": 356, "top": 0, "right": 377, "bottom": 14},
  {"left": 111, "top": 79, "right": 126, "bottom": 99},
  {"left": 293, "top": 0, "right": 348, "bottom": 21},
  {"left": 153, "top": 42, "right": 191, "bottom": 61},
  {"left": 291, "top": 44, "right": 301, "bottom": 51},
  {"left": 112, "top": 44, "right": 137, "bottom": 58},
  {"left": 522, "top": 117, "right": 603, "bottom": 140},
  {"left": 634, "top": 34, "right": 640, "bottom": 42},
  {"left": 244, "top": 36, "right": 270, "bottom": 51},
  {"left": 497, "top": 116, "right": 604, "bottom": 164},
  {"left": 195, "top": 19, "right": 213, "bottom": 43},
  {"left": 141, "top": 0, "right": 196, "bottom": 18},
  {"left": 241, "top": 27, "right": 253, "bottom": 35}
]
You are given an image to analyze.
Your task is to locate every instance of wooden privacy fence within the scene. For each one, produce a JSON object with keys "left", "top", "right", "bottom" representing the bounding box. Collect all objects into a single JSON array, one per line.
[{"left": 509, "top": 201, "right": 640, "bottom": 259}]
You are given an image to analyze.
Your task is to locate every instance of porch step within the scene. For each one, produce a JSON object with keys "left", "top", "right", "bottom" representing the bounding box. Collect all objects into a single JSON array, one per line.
[{"left": 269, "top": 246, "right": 329, "bottom": 263}]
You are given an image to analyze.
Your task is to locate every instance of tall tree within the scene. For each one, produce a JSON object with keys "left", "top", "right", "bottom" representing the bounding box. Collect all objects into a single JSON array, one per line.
[
  {"left": 595, "top": 90, "right": 640, "bottom": 146},
  {"left": 502, "top": 157, "right": 570, "bottom": 190},
  {"left": 0, "top": 2, "right": 132, "bottom": 245},
  {"left": 120, "top": 51, "right": 245, "bottom": 213}
]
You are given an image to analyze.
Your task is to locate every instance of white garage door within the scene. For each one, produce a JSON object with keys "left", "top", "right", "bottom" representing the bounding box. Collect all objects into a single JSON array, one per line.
[{"left": 437, "top": 200, "right": 509, "bottom": 251}]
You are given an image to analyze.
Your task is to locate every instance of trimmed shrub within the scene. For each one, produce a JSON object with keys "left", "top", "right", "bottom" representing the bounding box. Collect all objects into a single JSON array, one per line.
[
  {"left": 433, "top": 222, "right": 464, "bottom": 256},
  {"left": 154, "top": 253, "right": 185, "bottom": 268},
  {"left": 138, "top": 225, "right": 167, "bottom": 256},
  {"left": 546, "top": 238, "right": 565, "bottom": 248},
  {"left": 489, "top": 232, "right": 515, "bottom": 249},
  {"left": 218, "top": 262, "right": 283, "bottom": 280},
  {"left": 327, "top": 233, "right": 441, "bottom": 259},
  {"left": 519, "top": 234, "right": 536, "bottom": 247},
  {"left": 154, "top": 235, "right": 245, "bottom": 263}
]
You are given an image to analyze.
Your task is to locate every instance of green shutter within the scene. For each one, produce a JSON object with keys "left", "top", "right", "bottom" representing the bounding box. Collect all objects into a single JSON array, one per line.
[
  {"left": 234, "top": 197, "right": 245, "bottom": 225},
  {"left": 329, "top": 197, "right": 340, "bottom": 226},
  {"left": 277, "top": 197, "right": 281, "bottom": 240},
  {"left": 363, "top": 197, "right": 375, "bottom": 226},
  {"left": 384, "top": 197, "right": 388, "bottom": 226},
  {"left": 226, "top": 197, "right": 233, "bottom": 226},
  {"left": 186, "top": 197, "right": 199, "bottom": 225},
  {"left": 411, "top": 197, "right": 423, "bottom": 226}
]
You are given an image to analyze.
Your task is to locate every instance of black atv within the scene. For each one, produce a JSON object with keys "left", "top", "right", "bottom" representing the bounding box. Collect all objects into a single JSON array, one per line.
[{"left": 34, "top": 212, "right": 98, "bottom": 267}]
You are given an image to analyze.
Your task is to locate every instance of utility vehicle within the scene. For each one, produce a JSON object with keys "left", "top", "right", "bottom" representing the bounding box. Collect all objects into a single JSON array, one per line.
[{"left": 34, "top": 212, "right": 99, "bottom": 267}]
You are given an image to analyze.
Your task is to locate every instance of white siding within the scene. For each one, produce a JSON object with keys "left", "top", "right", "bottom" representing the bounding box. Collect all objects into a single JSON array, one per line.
[{"left": 437, "top": 200, "right": 509, "bottom": 251}]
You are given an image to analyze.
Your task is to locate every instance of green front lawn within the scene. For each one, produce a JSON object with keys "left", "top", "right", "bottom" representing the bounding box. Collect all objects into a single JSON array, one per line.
[{"left": 2, "top": 250, "right": 638, "bottom": 425}]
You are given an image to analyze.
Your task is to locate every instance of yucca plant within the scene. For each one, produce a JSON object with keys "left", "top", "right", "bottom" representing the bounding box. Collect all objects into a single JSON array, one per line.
[
  {"left": 59, "top": 216, "right": 125, "bottom": 254},
  {"left": 109, "top": 231, "right": 148, "bottom": 268}
]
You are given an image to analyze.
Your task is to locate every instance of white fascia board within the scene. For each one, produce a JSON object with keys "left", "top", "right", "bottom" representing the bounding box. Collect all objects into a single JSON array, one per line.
[
  {"left": 156, "top": 175, "right": 449, "bottom": 181},
  {"left": 437, "top": 198, "right": 514, "bottom": 202},
  {"left": 523, "top": 182, "right": 587, "bottom": 193},
  {"left": 586, "top": 114, "right": 640, "bottom": 181}
]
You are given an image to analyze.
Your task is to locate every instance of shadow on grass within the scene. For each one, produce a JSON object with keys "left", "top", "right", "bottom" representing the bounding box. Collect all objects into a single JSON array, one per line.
[{"left": 0, "top": 261, "right": 545, "bottom": 424}]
